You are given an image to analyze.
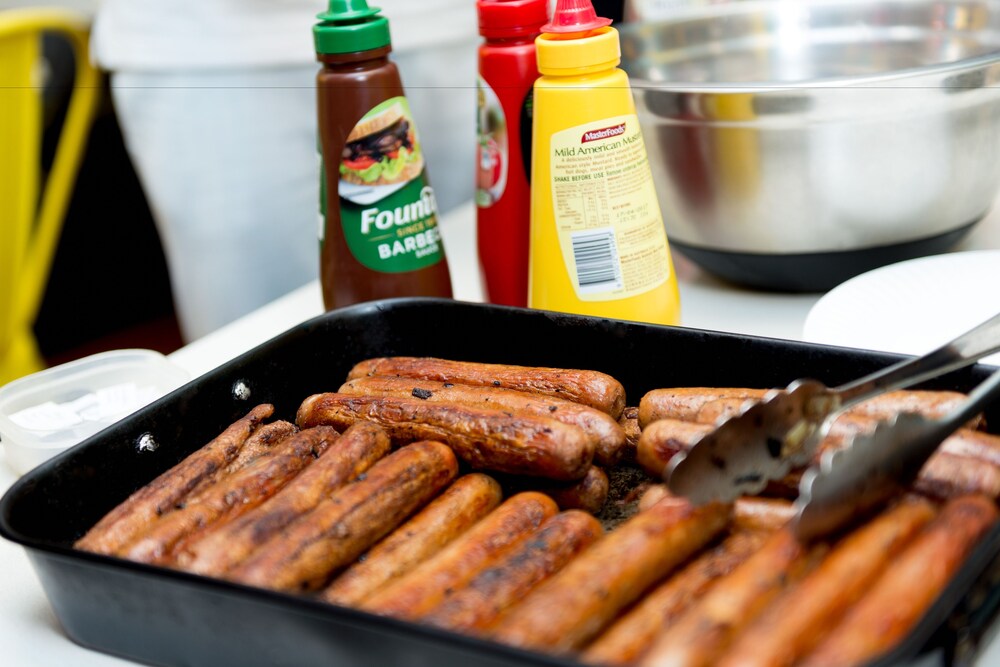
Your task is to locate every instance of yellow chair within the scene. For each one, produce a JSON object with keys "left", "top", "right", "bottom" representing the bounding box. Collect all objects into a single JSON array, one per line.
[{"left": 0, "top": 8, "right": 99, "bottom": 385}]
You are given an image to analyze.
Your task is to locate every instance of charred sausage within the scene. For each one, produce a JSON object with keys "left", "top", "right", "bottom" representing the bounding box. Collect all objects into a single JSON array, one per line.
[
  {"left": 716, "top": 497, "right": 937, "bottom": 667},
  {"left": 800, "top": 495, "right": 997, "bottom": 667},
  {"left": 321, "top": 472, "right": 503, "bottom": 606},
  {"left": 296, "top": 392, "right": 594, "bottom": 480},
  {"left": 361, "top": 492, "right": 558, "bottom": 620},
  {"left": 420, "top": 510, "right": 603, "bottom": 634},
  {"left": 121, "top": 425, "right": 337, "bottom": 564},
  {"left": 339, "top": 375, "right": 627, "bottom": 466},
  {"left": 347, "top": 356, "right": 626, "bottom": 419},
  {"left": 227, "top": 441, "right": 458, "bottom": 592},
  {"left": 488, "top": 497, "right": 731, "bottom": 654},
  {"left": 74, "top": 404, "right": 274, "bottom": 555},
  {"left": 582, "top": 530, "right": 768, "bottom": 666},
  {"left": 180, "top": 423, "right": 389, "bottom": 576}
]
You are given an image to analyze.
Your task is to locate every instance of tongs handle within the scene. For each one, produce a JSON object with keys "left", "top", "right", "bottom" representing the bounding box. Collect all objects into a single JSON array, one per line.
[
  {"left": 794, "top": 365, "right": 1000, "bottom": 541},
  {"left": 835, "top": 311, "right": 1000, "bottom": 408}
]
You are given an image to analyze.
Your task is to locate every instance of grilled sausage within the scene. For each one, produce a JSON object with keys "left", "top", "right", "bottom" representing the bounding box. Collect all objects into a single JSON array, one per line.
[
  {"left": 843, "top": 389, "right": 982, "bottom": 428},
  {"left": 716, "top": 497, "right": 937, "bottom": 667},
  {"left": 582, "top": 530, "right": 768, "bottom": 666},
  {"left": 619, "top": 406, "right": 641, "bottom": 462},
  {"left": 296, "top": 392, "right": 594, "bottom": 480},
  {"left": 638, "top": 528, "right": 822, "bottom": 667},
  {"left": 339, "top": 375, "right": 627, "bottom": 466},
  {"left": 800, "top": 495, "right": 998, "bottom": 667},
  {"left": 321, "top": 473, "right": 503, "bottom": 606},
  {"left": 638, "top": 388, "right": 768, "bottom": 428},
  {"left": 361, "top": 492, "right": 559, "bottom": 620},
  {"left": 501, "top": 465, "right": 610, "bottom": 514},
  {"left": 913, "top": 451, "right": 1000, "bottom": 500},
  {"left": 639, "top": 485, "right": 794, "bottom": 532},
  {"left": 421, "top": 510, "right": 604, "bottom": 634},
  {"left": 74, "top": 404, "right": 274, "bottom": 555},
  {"left": 180, "top": 423, "right": 389, "bottom": 576},
  {"left": 488, "top": 497, "right": 731, "bottom": 654},
  {"left": 347, "top": 356, "right": 626, "bottom": 419},
  {"left": 219, "top": 420, "right": 298, "bottom": 475},
  {"left": 636, "top": 419, "right": 712, "bottom": 477},
  {"left": 731, "top": 497, "right": 796, "bottom": 533},
  {"left": 121, "top": 426, "right": 338, "bottom": 564},
  {"left": 939, "top": 427, "right": 1000, "bottom": 466},
  {"left": 227, "top": 441, "right": 458, "bottom": 592}
]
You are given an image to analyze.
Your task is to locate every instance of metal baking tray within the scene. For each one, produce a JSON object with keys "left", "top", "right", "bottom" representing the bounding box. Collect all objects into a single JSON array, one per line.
[{"left": 3, "top": 298, "right": 1000, "bottom": 667}]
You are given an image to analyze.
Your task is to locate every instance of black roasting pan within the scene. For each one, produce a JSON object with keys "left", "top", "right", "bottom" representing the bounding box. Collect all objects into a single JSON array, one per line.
[{"left": 3, "top": 298, "right": 1000, "bottom": 667}]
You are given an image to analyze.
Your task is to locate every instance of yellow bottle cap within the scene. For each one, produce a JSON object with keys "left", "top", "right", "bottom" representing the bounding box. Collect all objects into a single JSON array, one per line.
[{"left": 536, "top": 26, "right": 620, "bottom": 76}]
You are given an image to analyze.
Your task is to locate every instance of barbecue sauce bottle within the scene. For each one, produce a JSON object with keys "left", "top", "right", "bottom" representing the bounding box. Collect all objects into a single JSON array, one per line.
[{"left": 315, "top": 0, "right": 453, "bottom": 310}]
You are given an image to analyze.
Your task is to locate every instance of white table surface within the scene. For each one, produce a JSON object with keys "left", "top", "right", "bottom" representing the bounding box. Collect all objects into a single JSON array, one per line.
[{"left": 4, "top": 199, "right": 1000, "bottom": 666}]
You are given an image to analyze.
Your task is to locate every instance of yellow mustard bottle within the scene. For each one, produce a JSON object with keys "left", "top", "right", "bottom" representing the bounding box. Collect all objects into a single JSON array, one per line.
[{"left": 527, "top": 0, "right": 680, "bottom": 325}]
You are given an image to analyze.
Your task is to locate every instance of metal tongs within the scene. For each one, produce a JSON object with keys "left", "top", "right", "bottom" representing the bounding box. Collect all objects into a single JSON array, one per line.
[
  {"left": 793, "top": 364, "right": 1000, "bottom": 540},
  {"left": 667, "top": 310, "right": 1000, "bottom": 520}
]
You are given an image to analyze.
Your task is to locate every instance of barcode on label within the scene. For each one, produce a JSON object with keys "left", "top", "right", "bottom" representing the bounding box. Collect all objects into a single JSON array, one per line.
[{"left": 571, "top": 228, "right": 623, "bottom": 294}]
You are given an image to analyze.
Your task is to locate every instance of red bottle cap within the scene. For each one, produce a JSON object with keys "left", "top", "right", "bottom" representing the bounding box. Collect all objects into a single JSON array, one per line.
[
  {"left": 477, "top": 0, "right": 549, "bottom": 39},
  {"left": 541, "top": 0, "right": 612, "bottom": 34}
]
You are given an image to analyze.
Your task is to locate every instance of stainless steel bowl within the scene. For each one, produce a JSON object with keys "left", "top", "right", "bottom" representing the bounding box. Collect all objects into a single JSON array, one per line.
[{"left": 620, "top": 0, "right": 1000, "bottom": 291}]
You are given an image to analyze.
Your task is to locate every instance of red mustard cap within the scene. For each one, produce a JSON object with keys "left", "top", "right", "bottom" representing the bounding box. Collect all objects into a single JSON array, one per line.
[
  {"left": 541, "top": 0, "right": 612, "bottom": 34},
  {"left": 477, "top": 0, "right": 549, "bottom": 39}
]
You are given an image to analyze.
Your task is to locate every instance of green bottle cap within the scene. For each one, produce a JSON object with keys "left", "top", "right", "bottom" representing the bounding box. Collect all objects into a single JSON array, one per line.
[{"left": 314, "top": 0, "right": 391, "bottom": 55}]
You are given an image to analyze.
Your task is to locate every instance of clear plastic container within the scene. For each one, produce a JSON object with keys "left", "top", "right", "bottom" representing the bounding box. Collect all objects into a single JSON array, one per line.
[{"left": 0, "top": 349, "right": 190, "bottom": 475}]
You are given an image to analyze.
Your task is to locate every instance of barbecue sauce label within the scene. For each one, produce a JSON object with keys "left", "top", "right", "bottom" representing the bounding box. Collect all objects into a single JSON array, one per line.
[{"left": 327, "top": 96, "right": 446, "bottom": 273}]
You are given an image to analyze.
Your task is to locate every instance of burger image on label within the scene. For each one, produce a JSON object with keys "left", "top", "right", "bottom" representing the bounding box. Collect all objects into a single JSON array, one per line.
[{"left": 340, "top": 101, "right": 425, "bottom": 187}]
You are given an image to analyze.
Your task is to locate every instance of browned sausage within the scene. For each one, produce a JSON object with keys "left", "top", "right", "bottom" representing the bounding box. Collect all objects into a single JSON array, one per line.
[
  {"left": 74, "top": 404, "right": 274, "bottom": 555},
  {"left": 638, "top": 528, "right": 822, "bottom": 667},
  {"left": 227, "top": 441, "right": 458, "bottom": 592},
  {"left": 800, "top": 495, "right": 998, "bottom": 667},
  {"left": 179, "top": 422, "right": 389, "bottom": 576},
  {"left": 716, "top": 497, "right": 937, "bottom": 667},
  {"left": 488, "top": 497, "right": 731, "bottom": 654},
  {"left": 732, "top": 497, "right": 796, "bottom": 533},
  {"left": 340, "top": 376, "right": 627, "bottom": 466},
  {"left": 296, "top": 392, "right": 594, "bottom": 481},
  {"left": 361, "top": 492, "right": 559, "bottom": 620},
  {"left": 582, "top": 530, "right": 768, "bottom": 666},
  {"left": 501, "top": 465, "right": 610, "bottom": 514},
  {"left": 843, "top": 389, "right": 983, "bottom": 428},
  {"left": 347, "top": 356, "right": 626, "bottom": 419},
  {"left": 940, "top": 427, "right": 1000, "bottom": 466},
  {"left": 638, "top": 388, "right": 768, "bottom": 428},
  {"left": 619, "top": 406, "right": 641, "bottom": 462},
  {"left": 121, "top": 425, "right": 338, "bottom": 564},
  {"left": 420, "top": 510, "right": 604, "bottom": 634},
  {"left": 321, "top": 473, "right": 503, "bottom": 606},
  {"left": 638, "top": 485, "right": 793, "bottom": 532},
  {"left": 217, "top": 420, "right": 297, "bottom": 475},
  {"left": 912, "top": 451, "right": 1000, "bottom": 500},
  {"left": 635, "top": 418, "right": 712, "bottom": 477}
]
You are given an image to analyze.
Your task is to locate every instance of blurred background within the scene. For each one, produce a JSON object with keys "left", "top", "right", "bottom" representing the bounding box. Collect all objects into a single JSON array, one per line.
[
  {"left": 4, "top": 0, "right": 181, "bottom": 373},
  {"left": 0, "top": 0, "right": 626, "bottom": 381}
]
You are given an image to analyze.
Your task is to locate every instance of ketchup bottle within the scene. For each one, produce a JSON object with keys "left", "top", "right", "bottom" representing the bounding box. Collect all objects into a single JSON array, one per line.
[
  {"left": 315, "top": 0, "right": 453, "bottom": 311},
  {"left": 475, "top": 0, "right": 548, "bottom": 308}
]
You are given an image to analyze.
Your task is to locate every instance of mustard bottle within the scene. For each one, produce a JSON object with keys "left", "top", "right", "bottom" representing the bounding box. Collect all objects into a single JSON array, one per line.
[{"left": 527, "top": 0, "right": 680, "bottom": 325}]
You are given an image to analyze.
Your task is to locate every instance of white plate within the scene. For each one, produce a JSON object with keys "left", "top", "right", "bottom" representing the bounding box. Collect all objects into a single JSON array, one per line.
[{"left": 803, "top": 250, "right": 1000, "bottom": 366}]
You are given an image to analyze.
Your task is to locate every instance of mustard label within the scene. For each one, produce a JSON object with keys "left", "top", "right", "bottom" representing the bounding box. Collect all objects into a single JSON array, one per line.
[{"left": 549, "top": 114, "right": 670, "bottom": 301}]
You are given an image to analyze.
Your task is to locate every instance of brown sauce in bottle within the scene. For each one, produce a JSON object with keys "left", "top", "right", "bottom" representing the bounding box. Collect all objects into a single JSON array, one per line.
[{"left": 315, "top": 1, "right": 453, "bottom": 310}]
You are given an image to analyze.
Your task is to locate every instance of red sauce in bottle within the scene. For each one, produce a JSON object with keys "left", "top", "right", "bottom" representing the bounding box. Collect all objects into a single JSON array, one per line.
[
  {"left": 315, "top": 0, "right": 453, "bottom": 310},
  {"left": 475, "top": 0, "right": 548, "bottom": 308}
]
